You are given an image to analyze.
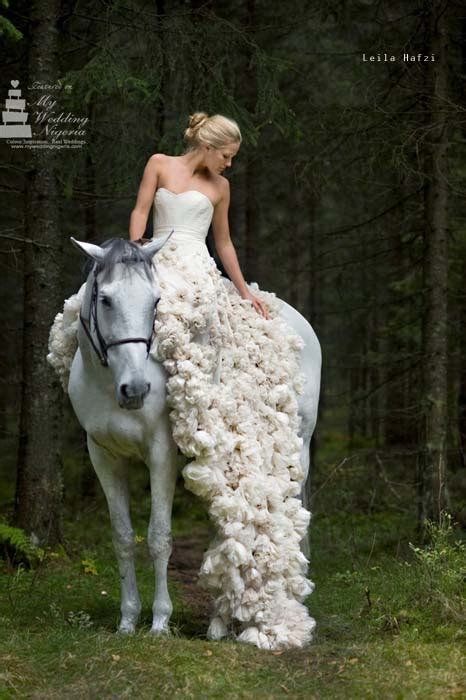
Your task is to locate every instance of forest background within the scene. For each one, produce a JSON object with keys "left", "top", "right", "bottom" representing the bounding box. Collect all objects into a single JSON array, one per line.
[{"left": 0, "top": 1, "right": 465, "bottom": 698}]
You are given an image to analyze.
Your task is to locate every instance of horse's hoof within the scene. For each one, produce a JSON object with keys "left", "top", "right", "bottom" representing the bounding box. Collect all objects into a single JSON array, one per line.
[
  {"left": 149, "top": 626, "right": 171, "bottom": 637},
  {"left": 118, "top": 620, "right": 137, "bottom": 635},
  {"left": 149, "top": 622, "right": 171, "bottom": 636}
]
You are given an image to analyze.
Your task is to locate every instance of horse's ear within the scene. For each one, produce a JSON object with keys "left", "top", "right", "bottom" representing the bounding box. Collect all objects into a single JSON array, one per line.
[
  {"left": 70, "top": 237, "right": 105, "bottom": 263},
  {"left": 139, "top": 230, "right": 174, "bottom": 262}
]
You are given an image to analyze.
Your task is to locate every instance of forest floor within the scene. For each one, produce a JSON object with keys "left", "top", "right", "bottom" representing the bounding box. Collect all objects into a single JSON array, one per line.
[{"left": 1, "top": 470, "right": 465, "bottom": 699}]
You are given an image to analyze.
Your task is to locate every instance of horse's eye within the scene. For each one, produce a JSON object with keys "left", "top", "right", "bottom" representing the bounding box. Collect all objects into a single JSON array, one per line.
[{"left": 101, "top": 296, "right": 111, "bottom": 307}]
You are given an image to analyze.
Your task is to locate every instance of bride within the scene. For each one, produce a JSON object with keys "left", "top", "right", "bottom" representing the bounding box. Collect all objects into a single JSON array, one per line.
[
  {"left": 48, "top": 112, "right": 318, "bottom": 650},
  {"left": 129, "top": 113, "right": 270, "bottom": 320}
]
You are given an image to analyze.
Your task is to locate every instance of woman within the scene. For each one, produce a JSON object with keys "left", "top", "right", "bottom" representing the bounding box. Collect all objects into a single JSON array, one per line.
[
  {"left": 129, "top": 113, "right": 269, "bottom": 319},
  {"left": 48, "top": 112, "right": 316, "bottom": 650}
]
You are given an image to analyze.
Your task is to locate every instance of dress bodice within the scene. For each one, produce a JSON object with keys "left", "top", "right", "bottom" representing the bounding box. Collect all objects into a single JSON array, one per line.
[{"left": 153, "top": 187, "right": 214, "bottom": 254}]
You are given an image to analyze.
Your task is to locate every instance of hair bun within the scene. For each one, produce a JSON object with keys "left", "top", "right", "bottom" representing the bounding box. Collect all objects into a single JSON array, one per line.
[
  {"left": 183, "top": 112, "right": 242, "bottom": 151},
  {"left": 188, "top": 112, "right": 209, "bottom": 130}
]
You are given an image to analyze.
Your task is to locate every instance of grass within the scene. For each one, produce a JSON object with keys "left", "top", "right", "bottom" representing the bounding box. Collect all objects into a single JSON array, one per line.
[{"left": 1, "top": 475, "right": 465, "bottom": 698}]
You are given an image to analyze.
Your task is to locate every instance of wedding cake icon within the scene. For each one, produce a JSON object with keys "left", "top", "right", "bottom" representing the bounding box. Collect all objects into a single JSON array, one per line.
[{"left": 0, "top": 80, "right": 32, "bottom": 138}]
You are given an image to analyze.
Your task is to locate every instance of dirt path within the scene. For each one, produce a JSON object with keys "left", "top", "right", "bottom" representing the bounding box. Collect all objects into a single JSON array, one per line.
[{"left": 169, "top": 530, "right": 214, "bottom": 632}]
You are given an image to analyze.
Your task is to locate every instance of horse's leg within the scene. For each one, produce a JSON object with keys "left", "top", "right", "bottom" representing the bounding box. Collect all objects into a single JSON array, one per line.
[
  {"left": 298, "top": 388, "right": 318, "bottom": 561},
  {"left": 87, "top": 435, "right": 141, "bottom": 634},
  {"left": 299, "top": 431, "right": 312, "bottom": 560},
  {"left": 146, "top": 417, "right": 178, "bottom": 635}
]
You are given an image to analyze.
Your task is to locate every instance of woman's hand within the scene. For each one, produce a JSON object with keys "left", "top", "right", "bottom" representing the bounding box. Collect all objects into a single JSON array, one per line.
[{"left": 241, "top": 290, "right": 269, "bottom": 319}]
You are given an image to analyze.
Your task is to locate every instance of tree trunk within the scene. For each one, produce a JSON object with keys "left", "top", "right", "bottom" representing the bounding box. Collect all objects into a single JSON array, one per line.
[
  {"left": 155, "top": 0, "right": 166, "bottom": 140},
  {"left": 14, "top": 0, "right": 64, "bottom": 546},
  {"left": 84, "top": 102, "right": 96, "bottom": 243},
  {"left": 456, "top": 13, "right": 466, "bottom": 470},
  {"left": 306, "top": 189, "right": 319, "bottom": 507},
  {"left": 458, "top": 251, "right": 466, "bottom": 468},
  {"left": 384, "top": 180, "right": 415, "bottom": 448},
  {"left": 243, "top": 0, "right": 259, "bottom": 284},
  {"left": 288, "top": 189, "right": 301, "bottom": 309},
  {"left": 244, "top": 159, "right": 259, "bottom": 284},
  {"left": 368, "top": 258, "right": 380, "bottom": 447},
  {"left": 418, "top": 0, "right": 450, "bottom": 534}
]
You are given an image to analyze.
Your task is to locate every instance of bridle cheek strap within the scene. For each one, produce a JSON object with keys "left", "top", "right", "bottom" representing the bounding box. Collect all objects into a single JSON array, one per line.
[{"left": 79, "top": 273, "right": 155, "bottom": 367}]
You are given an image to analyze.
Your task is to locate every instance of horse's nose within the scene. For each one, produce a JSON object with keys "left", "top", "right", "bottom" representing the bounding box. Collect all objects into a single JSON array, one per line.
[{"left": 121, "top": 381, "right": 151, "bottom": 399}]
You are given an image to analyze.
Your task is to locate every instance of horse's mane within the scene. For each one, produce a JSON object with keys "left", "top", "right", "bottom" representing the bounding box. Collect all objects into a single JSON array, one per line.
[{"left": 83, "top": 238, "right": 154, "bottom": 283}]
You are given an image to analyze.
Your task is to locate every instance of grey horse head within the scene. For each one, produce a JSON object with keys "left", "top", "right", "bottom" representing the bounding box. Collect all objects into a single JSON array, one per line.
[{"left": 70, "top": 233, "right": 172, "bottom": 409}]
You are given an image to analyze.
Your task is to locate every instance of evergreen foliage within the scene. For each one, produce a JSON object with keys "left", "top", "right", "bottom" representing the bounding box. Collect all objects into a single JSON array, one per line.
[
  {"left": 0, "top": 522, "right": 45, "bottom": 567},
  {"left": 0, "top": 0, "right": 22, "bottom": 42}
]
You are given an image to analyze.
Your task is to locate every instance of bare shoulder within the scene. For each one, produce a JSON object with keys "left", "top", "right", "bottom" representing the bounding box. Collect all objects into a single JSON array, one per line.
[
  {"left": 147, "top": 152, "right": 169, "bottom": 171},
  {"left": 216, "top": 175, "right": 230, "bottom": 201},
  {"left": 149, "top": 152, "right": 170, "bottom": 162}
]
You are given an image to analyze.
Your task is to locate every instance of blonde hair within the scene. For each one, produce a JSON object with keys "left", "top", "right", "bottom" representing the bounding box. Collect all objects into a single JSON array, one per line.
[{"left": 184, "top": 112, "right": 242, "bottom": 151}]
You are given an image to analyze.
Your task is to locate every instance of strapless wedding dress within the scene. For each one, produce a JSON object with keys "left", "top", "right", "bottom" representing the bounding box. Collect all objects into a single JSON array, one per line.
[
  {"left": 153, "top": 187, "right": 215, "bottom": 255},
  {"left": 47, "top": 187, "right": 316, "bottom": 650}
]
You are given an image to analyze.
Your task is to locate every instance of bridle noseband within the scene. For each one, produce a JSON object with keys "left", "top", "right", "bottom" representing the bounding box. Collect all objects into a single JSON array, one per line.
[{"left": 79, "top": 268, "right": 157, "bottom": 367}]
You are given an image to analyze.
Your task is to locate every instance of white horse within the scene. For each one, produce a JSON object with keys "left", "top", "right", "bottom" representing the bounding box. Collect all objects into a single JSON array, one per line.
[{"left": 68, "top": 236, "right": 321, "bottom": 636}]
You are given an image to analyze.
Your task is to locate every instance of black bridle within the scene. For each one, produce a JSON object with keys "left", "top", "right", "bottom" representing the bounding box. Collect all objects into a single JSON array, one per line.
[{"left": 79, "top": 269, "right": 156, "bottom": 367}]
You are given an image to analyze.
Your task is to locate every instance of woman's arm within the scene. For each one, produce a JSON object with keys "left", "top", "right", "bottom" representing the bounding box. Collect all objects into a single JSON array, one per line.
[
  {"left": 128, "top": 154, "right": 161, "bottom": 241},
  {"left": 212, "top": 179, "right": 269, "bottom": 319}
]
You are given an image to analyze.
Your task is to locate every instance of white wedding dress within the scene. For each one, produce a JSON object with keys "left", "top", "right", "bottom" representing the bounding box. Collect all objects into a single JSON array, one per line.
[{"left": 48, "top": 186, "right": 316, "bottom": 650}]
